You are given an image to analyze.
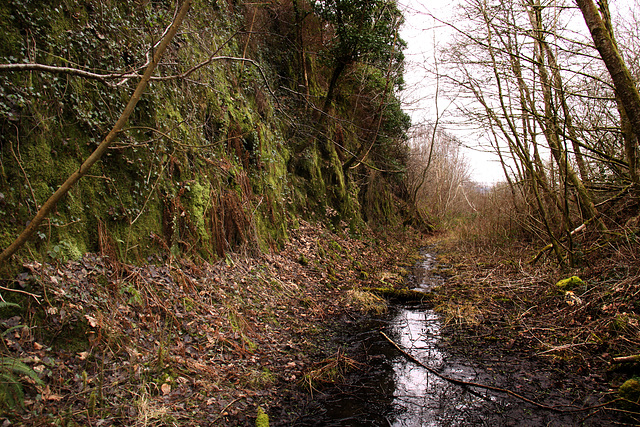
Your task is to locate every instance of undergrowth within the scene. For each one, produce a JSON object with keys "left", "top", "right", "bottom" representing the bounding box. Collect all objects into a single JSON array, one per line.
[
  {"left": 432, "top": 228, "right": 640, "bottom": 423},
  {"left": 0, "top": 222, "right": 426, "bottom": 425}
]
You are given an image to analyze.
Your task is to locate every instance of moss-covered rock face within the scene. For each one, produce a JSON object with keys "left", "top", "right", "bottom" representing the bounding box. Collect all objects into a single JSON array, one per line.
[{"left": 0, "top": 0, "right": 413, "bottom": 271}]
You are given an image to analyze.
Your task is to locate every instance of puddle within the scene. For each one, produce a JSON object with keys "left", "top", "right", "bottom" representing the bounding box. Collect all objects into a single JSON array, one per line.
[
  {"left": 294, "top": 248, "right": 614, "bottom": 426},
  {"left": 382, "top": 246, "right": 503, "bottom": 426},
  {"left": 294, "top": 248, "right": 505, "bottom": 426},
  {"left": 384, "top": 307, "right": 501, "bottom": 426}
]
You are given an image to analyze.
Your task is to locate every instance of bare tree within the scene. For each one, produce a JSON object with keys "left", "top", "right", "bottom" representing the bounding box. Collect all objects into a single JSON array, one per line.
[{"left": 420, "top": 0, "right": 640, "bottom": 263}]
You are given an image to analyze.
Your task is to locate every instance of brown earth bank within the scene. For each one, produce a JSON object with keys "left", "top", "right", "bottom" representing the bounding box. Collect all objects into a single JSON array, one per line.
[{"left": 0, "top": 221, "right": 428, "bottom": 426}]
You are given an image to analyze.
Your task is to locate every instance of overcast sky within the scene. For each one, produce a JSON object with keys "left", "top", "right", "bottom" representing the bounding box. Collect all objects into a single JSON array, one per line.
[{"left": 398, "top": 0, "right": 507, "bottom": 185}]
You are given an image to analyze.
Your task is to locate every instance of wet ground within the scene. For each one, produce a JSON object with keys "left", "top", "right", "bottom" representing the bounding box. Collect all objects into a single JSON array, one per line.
[{"left": 293, "top": 248, "right": 625, "bottom": 426}]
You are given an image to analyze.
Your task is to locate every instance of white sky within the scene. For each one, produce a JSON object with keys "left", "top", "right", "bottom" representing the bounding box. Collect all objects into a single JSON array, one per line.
[
  {"left": 399, "top": 0, "right": 506, "bottom": 185},
  {"left": 398, "top": 0, "right": 639, "bottom": 185}
]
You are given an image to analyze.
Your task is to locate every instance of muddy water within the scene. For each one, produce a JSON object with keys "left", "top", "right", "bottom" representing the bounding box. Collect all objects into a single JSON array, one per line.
[
  {"left": 296, "top": 248, "right": 507, "bottom": 426},
  {"left": 295, "top": 247, "right": 619, "bottom": 426}
]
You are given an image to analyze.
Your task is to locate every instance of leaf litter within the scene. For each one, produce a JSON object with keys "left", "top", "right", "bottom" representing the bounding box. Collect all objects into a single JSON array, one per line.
[{"left": 0, "top": 221, "right": 426, "bottom": 425}]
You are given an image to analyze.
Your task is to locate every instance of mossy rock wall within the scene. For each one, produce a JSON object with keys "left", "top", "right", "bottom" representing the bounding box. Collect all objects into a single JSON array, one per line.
[{"left": 0, "top": 0, "right": 411, "bottom": 271}]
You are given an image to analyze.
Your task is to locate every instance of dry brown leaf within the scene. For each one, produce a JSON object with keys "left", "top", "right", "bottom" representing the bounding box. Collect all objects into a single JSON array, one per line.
[
  {"left": 85, "top": 315, "right": 99, "bottom": 327},
  {"left": 161, "top": 383, "right": 171, "bottom": 395},
  {"left": 41, "top": 385, "right": 64, "bottom": 401}
]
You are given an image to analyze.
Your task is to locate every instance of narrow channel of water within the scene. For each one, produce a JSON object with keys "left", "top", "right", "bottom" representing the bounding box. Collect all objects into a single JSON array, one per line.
[
  {"left": 296, "top": 247, "right": 507, "bottom": 426},
  {"left": 383, "top": 247, "right": 502, "bottom": 426}
]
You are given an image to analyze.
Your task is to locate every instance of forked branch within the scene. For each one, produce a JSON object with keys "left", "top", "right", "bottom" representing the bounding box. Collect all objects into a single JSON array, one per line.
[{"left": 381, "top": 331, "right": 617, "bottom": 413}]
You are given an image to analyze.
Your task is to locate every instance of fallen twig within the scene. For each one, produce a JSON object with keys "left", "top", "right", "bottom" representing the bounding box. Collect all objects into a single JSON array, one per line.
[
  {"left": 536, "top": 342, "right": 594, "bottom": 356},
  {"left": 613, "top": 354, "right": 640, "bottom": 363},
  {"left": 210, "top": 396, "right": 244, "bottom": 425},
  {"left": 380, "top": 331, "right": 612, "bottom": 413},
  {"left": 0, "top": 284, "right": 42, "bottom": 304}
]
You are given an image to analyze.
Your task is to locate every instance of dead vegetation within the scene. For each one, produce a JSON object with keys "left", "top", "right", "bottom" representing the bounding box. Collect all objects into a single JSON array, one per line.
[
  {"left": 0, "top": 221, "right": 426, "bottom": 425},
  {"left": 431, "top": 232, "right": 640, "bottom": 422}
]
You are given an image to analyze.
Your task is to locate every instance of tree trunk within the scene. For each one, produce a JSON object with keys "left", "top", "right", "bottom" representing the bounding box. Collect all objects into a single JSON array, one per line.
[
  {"left": 575, "top": 0, "right": 640, "bottom": 187},
  {"left": 321, "top": 60, "right": 347, "bottom": 120},
  {"left": 528, "top": 1, "right": 606, "bottom": 232}
]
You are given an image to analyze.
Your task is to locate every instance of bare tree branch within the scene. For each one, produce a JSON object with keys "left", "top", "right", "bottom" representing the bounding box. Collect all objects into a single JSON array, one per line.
[{"left": 0, "top": 0, "right": 193, "bottom": 266}]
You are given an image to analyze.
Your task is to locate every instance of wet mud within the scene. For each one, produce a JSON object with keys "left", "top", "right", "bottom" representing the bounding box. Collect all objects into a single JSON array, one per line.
[{"left": 292, "top": 248, "right": 624, "bottom": 426}]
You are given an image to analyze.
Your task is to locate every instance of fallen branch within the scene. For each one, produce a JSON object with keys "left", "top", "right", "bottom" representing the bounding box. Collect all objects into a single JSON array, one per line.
[
  {"left": 0, "top": 62, "right": 138, "bottom": 84},
  {"left": 530, "top": 243, "right": 553, "bottom": 265},
  {"left": 613, "top": 354, "right": 640, "bottom": 363},
  {"left": 210, "top": 396, "right": 244, "bottom": 425},
  {"left": 0, "top": 56, "right": 278, "bottom": 103},
  {"left": 366, "top": 287, "right": 433, "bottom": 303},
  {"left": 530, "top": 222, "right": 588, "bottom": 265},
  {"left": 0, "top": 284, "right": 41, "bottom": 304},
  {"left": 380, "top": 331, "right": 612, "bottom": 413}
]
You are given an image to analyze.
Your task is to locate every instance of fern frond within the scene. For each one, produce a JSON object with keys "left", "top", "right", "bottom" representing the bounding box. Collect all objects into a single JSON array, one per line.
[
  {"left": 0, "top": 372, "right": 24, "bottom": 409},
  {"left": 0, "top": 358, "right": 44, "bottom": 385},
  {"left": 0, "top": 302, "right": 20, "bottom": 311},
  {"left": 1, "top": 325, "right": 26, "bottom": 338}
]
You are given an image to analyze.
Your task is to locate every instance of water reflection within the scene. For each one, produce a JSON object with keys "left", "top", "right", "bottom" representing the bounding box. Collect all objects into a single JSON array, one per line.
[
  {"left": 387, "top": 246, "right": 496, "bottom": 426},
  {"left": 387, "top": 307, "right": 491, "bottom": 426},
  {"left": 296, "top": 249, "right": 500, "bottom": 426}
]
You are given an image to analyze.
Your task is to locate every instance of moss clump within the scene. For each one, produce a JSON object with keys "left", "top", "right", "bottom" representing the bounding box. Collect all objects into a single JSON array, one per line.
[
  {"left": 47, "top": 239, "right": 84, "bottom": 262},
  {"left": 345, "top": 290, "right": 387, "bottom": 315},
  {"left": 555, "top": 276, "right": 583, "bottom": 291},
  {"left": 297, "top": 254, "right": 309, "bottom": 266},
  {"left": 255, "top": 407, "right": 269, "bottom": 427},
  {"left": 366, "top": 287, "right": 433, "bottom": 303},
  {"left": 618, "top": 378, "right": 640, "bottom": 409},
  {"left": 185, "top": 180, "right": 210, "bottom": 243}
]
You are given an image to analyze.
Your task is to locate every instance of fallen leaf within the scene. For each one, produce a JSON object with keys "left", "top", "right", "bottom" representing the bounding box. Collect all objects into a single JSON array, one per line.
[
  {"left": 42, "top": 385, "right": 64, "bottom": 401},
  {"left": 161, "top": 383, "right": 171, "bottom": 395},
  {"left": 85, "top": 315, "right": 99, "bottom": 327}
]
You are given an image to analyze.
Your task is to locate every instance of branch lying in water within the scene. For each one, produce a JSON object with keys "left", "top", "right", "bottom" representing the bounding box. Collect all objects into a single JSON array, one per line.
[{"left": 380, "top": 331, "right": 620, "bottom": 414}]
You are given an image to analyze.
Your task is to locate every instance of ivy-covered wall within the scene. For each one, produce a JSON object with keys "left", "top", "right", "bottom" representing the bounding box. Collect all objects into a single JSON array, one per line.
[{"left": 0, "top": 0, "right": 412, "bottom": 271}]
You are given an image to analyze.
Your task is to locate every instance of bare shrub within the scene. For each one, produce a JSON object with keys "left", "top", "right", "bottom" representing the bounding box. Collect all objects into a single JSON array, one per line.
[{"left": 453, "top": 183, "right": 531, "bottom": 250}]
